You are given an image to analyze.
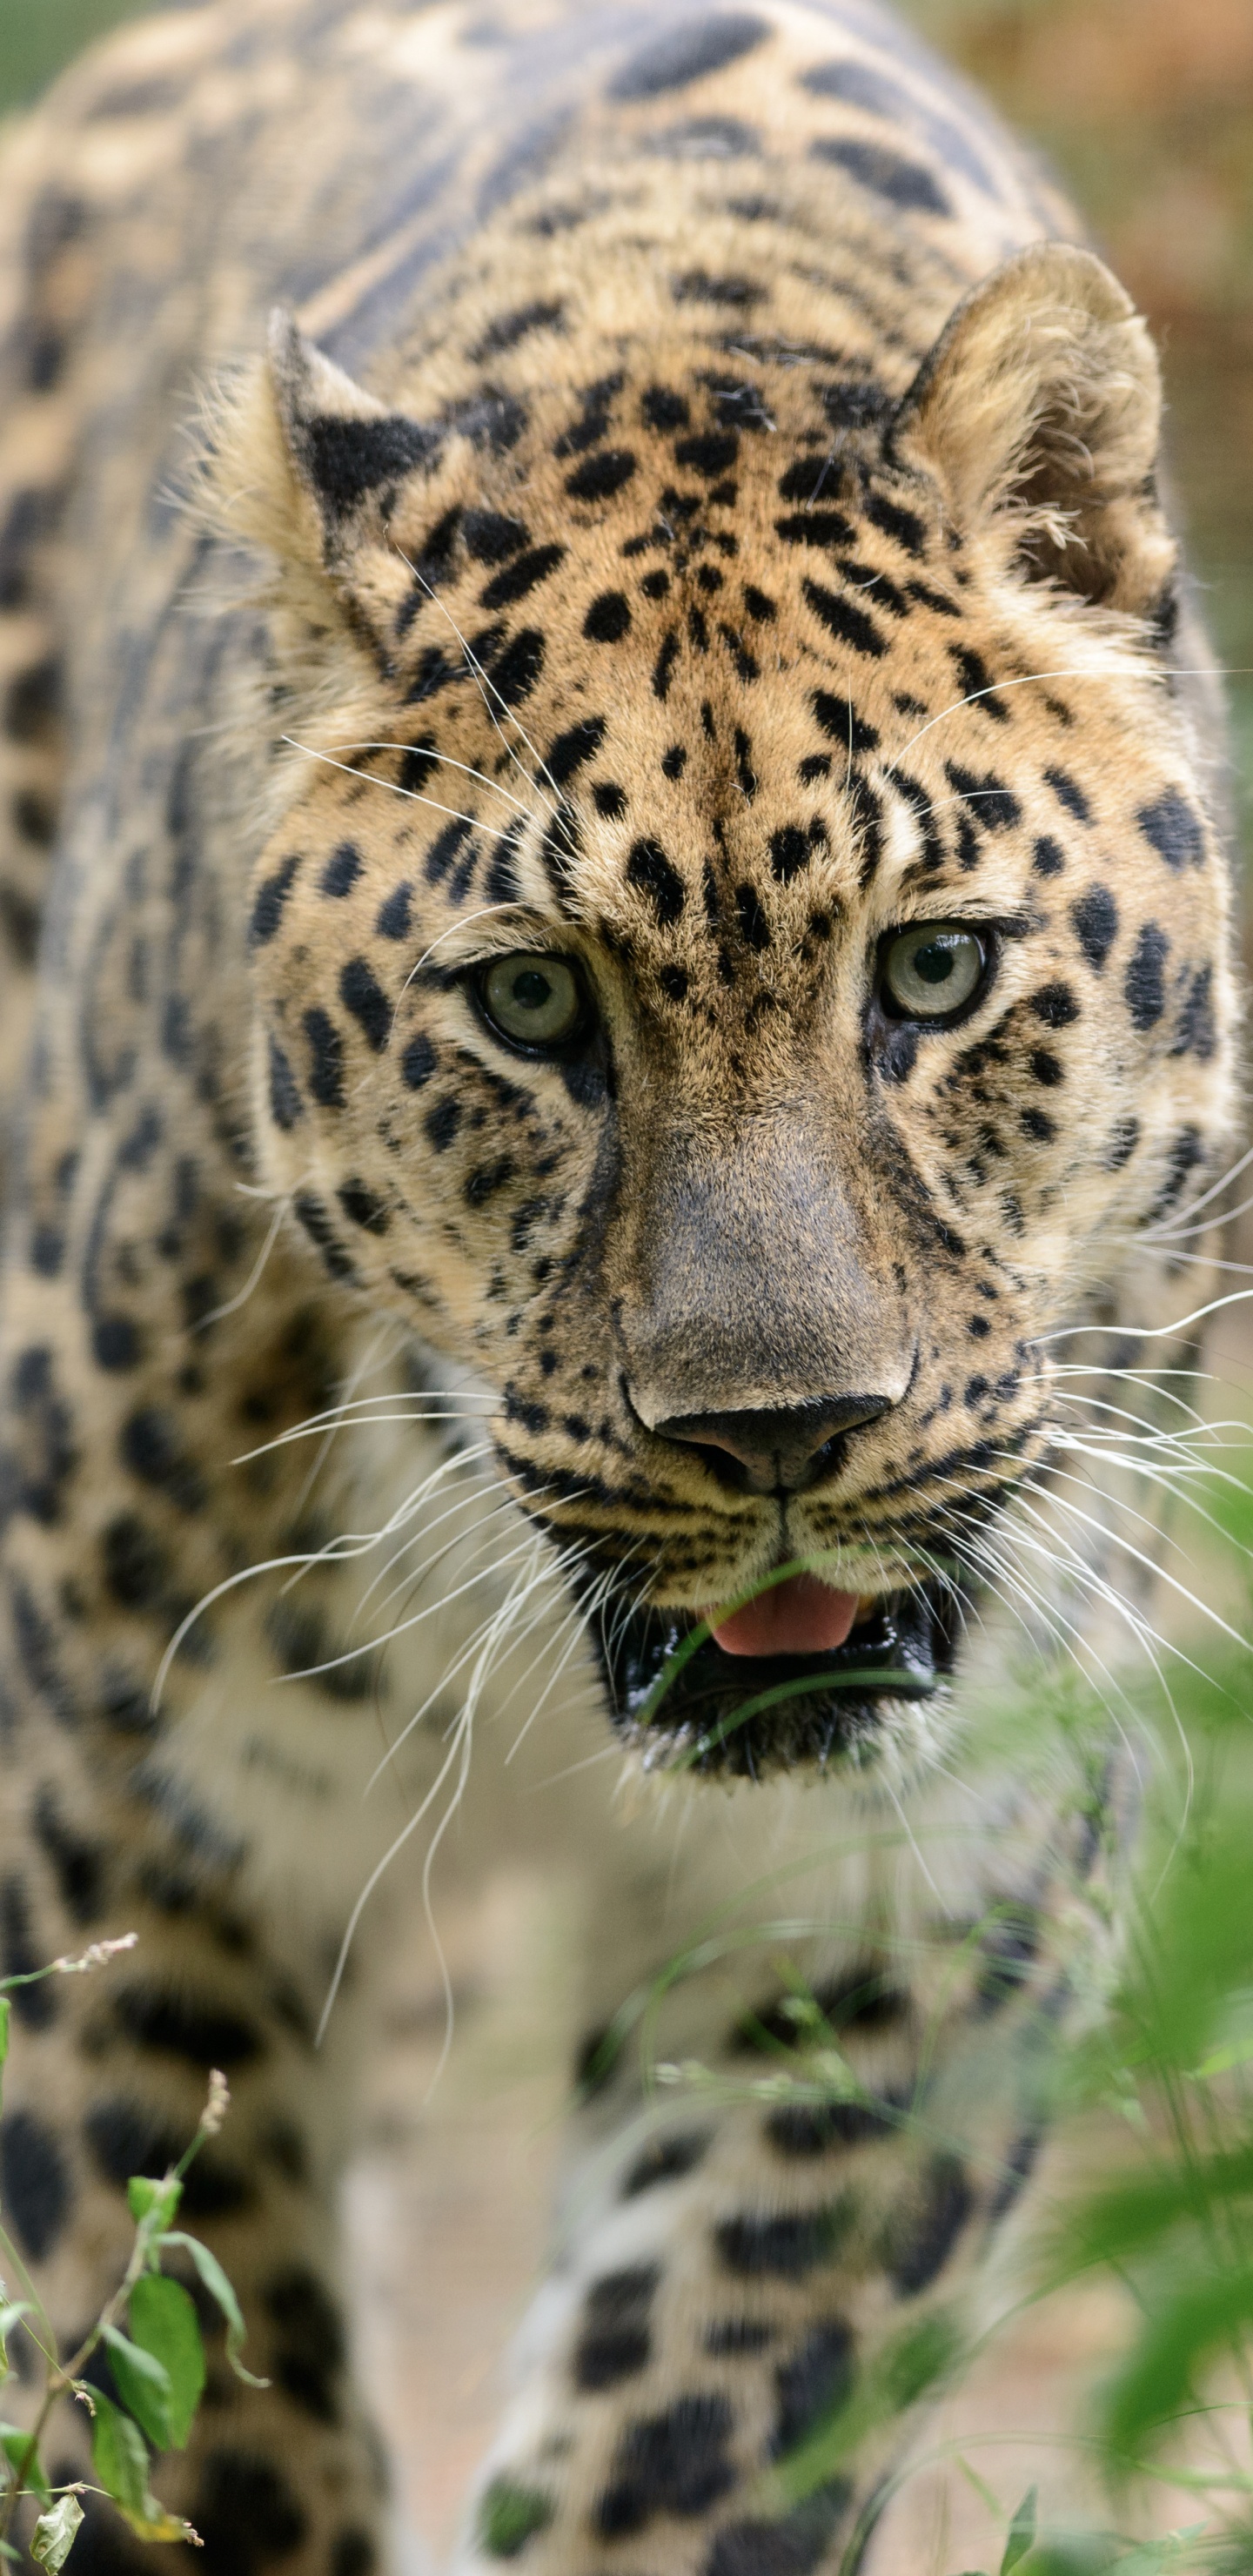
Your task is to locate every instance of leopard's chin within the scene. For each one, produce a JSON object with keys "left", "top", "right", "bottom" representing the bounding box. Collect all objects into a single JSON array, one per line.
[{"left": 586, "top": 1577, "right": 965, "bottom": 1781}]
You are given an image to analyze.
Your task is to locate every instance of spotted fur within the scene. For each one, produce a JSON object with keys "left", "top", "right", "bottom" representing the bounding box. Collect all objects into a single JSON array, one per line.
[{"left": 0, "top": 2, "right": 1237, "bottom": 2569}]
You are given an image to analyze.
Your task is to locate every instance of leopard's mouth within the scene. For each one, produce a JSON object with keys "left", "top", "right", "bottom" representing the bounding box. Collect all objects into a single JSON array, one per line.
[{"left": 585, "top": 1576, "right": 965, "bottom": 1779}]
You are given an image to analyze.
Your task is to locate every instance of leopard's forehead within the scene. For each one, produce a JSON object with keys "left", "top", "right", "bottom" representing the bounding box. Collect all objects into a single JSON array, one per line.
[{"left": 275, "top": 362, "right": 1216, "bottom": 1094}]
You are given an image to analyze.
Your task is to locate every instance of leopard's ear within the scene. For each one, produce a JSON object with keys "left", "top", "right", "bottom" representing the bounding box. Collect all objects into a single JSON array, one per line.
[
  {"left": 893, "top": 243, "right": 1175, "bottom": 618},
  {"left": 203, "top": 310, "right": 440, "bottom": 577}
]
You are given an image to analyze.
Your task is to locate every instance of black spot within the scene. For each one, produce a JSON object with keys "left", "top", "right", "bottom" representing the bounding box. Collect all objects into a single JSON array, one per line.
[
  {"left": 775, "top": 510, "right": 854, "bottom": 551},
  {"left": 473, "top": 299, "right": 565, "bottom": 359},
  {"left": 773, "top": 2320, "right": 855, "bottom": 2455},
  {"left": 425, "top": 817, "right": 472, "bottom": 886},
  {"left": 1070, "top": 886, "right": 1118, "bottom": 971},
  {"left": 610, "top": 14, "right": 771, "bottom": 101},
  {"left": 716, "top": 2202, "right": 853, "bottom": 2278},
  {"left": 944, "top": 761, "right": 1020, "bottom": 832},
  {"left": 493, "top": 629, "right": 546, "bottom": 705},
  {"left": 1138, "top": 788, "right": 1204, "bottom": 871},
  {"left": 340, "top": 957, "right": 391, "bottom": 1052},
  {"left": 1044, "top": 765, "right": 1091, "bottom": 822},
  {"left": 705, "top": 2318, "right": 774, "bottom": 2355},
  {"left": 1029, "top": 983, "right": 1080, "bottom": 1028},
  {"left": 1173, "top": 963, "right": 1216, "bottom": 1060},
  {"left": 886, "top": 2155, "right": 973, "bottom": 2297},
  {"left": 653, "top": 630, "right": 680, "bottom": 699},
  {"left": 865, "top": 490, "right": 928, "bottom": 556},
  {"left": 481, "top": 544, "right": 566, "bottom": 610},
  {"left": 32, "top": 1784, "right": 103, "bottom": 1924},
  {"left": 594, "top": 2392, "right": 736, "bottom": 2535},
  {"left": 547, "top": 716, "right": 606, "bottom": 784},
  {"left": 676, "top": 431, "right": 740, "bottom": 479},
  {"left": 810, "top": 135, "right": 950, "bottom": 214},
  {"left": 293, "top": 1194, "right": 357, "bottom": 1284},
  {"left": 643, "top": 386, "right": 691, "bottom": 429},
  {"left": 566, "top": 451, "right": 638, "bottom": 502},
  {"left": 2, "top": 1875, "right": 56, "bottom": 2027},
  {"left": 623, "top": 2130, "right": 710, "bottom": 2196},
  {"left": 0, "top": 2109, "right": 70, "bottom": 2258},
  {"left": 377, "top": 882, "right": 412, "bottom": 940},
  {"left": 303, "top": 1007, "right": 345, "bottom": 1109},
  {"left": 626, "top": 837, "right": 686, "bottom": 924},
  {"left": 84, "top": 2101, "right": 251, "bottom": 2217},
  {"left": 338, "top": 1179, "right": 390, "bottom": 1234},
  {"left": 332, "top": 2535, "right": 377, "bottom": 2576},
  {"left": 766, "top": 2099, "right": 893, "bottom": 2157},
  {"left": 196, "top": 2449, "right": 309, "bottom": 2575},
  {"left": 102, "top": 1511, "right": 167, "bottom": 1609},
  {"left": 812, "top": 690, "right": 878, "bottom": 755},
  {"left": 250, "top": 854, "right": 300, "bottom": 946},
  {"left": 1149, "top": 1123, "right": 1205, "bottom": 1218},
  {"left": 304, "top": 414, "right": 439, "bottom": 514},
  {"left": 265, "top": 2265, "right": 347, "bottom": 2425},
  {"left": 706, "top": 2485, "right": 852, "bottom": 2576},
  {"left": 770, "top": 826, "right": 810, "bottom": 882},
  {"left": 319, "top": 842, "right": 361, "bottom": 898},
  {"left": 744, "top": 584, "right": 777, "bottom": 622},
  {"left": 425, "top": 1096, "right": 463, "bottom": 1152},
  {"left": 462, "top": 511, "right": 529, "bottom": 563},
  {"left": 735, "top": 883, "right": 770, "bottom": 949},
  {"left": 661, "top": 743, "right": 688, "bottom": 781},
  {"left": 1031, "top": 835, "right": 1064, "bottom": 878},
  {"left": 802, "top": 578, "right": 886, "bottom": 658},
  {"left": 1124, "top": 922, "right": 1169, "bottom": 1030},
  {"left": 1103, "top": 1115, "right": 1140, "bottom": 1171},
  {"left": 593, "top": 781, "right": 628, "bottom": 820},
  {"left": 466, "top": 1157, "right": 515, "bottom": 1208},
  {"left": 585, "top": 591, "right": 632, "bottom": 643},
  {"left": 1029, "top": 1048, "right": 1062, "bottom": 1087},
  {"left": 975, "top": 1910, "right": 1039, "bottom": 2013},
  {"left": 113, "top": 1985, "right": 264, "bottom": 2069},
  {"left": 120, "top": 1408, "right": 204, "bottom": 1513},
  {"left": 641, "top": 568, "right": 671, "bottom": 598},
  {"left": 673, "top": 268, "right": 760, "bottom": 309},
  {"left": 573, "top": 2264, "right": 658, "bottom": 2391},
  {"left": 268, "top": 1036, "right": 303, "bottom": 1131}
]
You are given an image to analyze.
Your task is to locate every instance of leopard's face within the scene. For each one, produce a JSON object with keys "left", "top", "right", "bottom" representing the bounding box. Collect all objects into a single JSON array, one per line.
[{"left": 236, "top": 261, "right": 1236, "bottom": 1779}]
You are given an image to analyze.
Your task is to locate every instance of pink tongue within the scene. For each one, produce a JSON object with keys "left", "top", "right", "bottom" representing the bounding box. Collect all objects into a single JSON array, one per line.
[{"left": 708, "top": 1574, "right": 861, "bottom": 1659}]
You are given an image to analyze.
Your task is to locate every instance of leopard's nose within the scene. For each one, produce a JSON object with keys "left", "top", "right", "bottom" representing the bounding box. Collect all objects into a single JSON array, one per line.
[{"left": 650, "top": 1394, "right": 894, "bottom": 1496}]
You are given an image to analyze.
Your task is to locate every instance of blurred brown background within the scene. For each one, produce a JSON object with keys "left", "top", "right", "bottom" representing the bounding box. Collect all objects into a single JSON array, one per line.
[{"left": 1, "top": 4, "right": 1250, "bottom": 2568}]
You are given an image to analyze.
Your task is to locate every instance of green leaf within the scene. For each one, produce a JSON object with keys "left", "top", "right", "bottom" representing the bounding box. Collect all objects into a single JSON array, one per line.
[
  {"left": 0, "top": 2421, "right": 51, "bottom": 2504},
  {"left": 1100, "top": 2262, "right": 1253, "bottom": 2463},
  {"left": 129, "top": 2275, "right": 204, "bottom": 2447},
  {"left": 126, "top": 2175, "right": 182, "bottom": 2234},
  {"left": 0, "top": 2305, "right": 30, "bottom": 2372},
  {"left": 0, "top": 1995, "right": 10, "bottom": 2074},
  {"left": 160, "top": 2235, "right": 266, "bottom": 2387},
  {"left": 30, "top": 2494, "right": 84, "bottom": 2570},
  {"left": 90, "top": 2395, "right": 150, "bottom": 2520},
  {"left": 1002, "top": 2491, "right": 1038, "bottom": 2576},
  {"left": 102, "top": 2327, "right": 174, "bottom": 2451}
]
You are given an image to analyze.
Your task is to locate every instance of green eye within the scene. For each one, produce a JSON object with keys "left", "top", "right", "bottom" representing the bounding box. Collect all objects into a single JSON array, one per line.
[
  {"left": 478, "top": 953, "right": 588, "bottom": 1051},
  {"left": 881, "top": 922, "right": 988, "bottom": 1022}
]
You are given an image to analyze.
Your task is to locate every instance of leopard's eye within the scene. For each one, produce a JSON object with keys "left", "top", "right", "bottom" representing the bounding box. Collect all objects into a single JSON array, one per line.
[
  {"left": 880, "top": 922, "right": 988, "bottom": 1023},
  {"left": 477, "top": 953, "right": 588, "bottom": 1052}
]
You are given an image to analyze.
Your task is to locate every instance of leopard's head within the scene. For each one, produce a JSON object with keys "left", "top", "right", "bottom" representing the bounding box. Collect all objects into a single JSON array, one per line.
[{"left": 216, "top": 239, "right": 1236, "bottom": 1780}]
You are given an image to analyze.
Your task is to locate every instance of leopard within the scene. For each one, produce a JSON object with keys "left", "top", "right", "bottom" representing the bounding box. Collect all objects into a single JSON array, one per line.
[{"left": 0, "top": 0, "right": 1241, "bottom": 2570}]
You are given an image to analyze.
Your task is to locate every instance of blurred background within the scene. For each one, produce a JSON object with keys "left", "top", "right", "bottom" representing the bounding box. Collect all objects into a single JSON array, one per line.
[
  {"left": 2, "top": 6, "right": 1251, "bottom": 2571},
  {"left": 1, "top": 0, "right": 1249, "bottom": 856}
]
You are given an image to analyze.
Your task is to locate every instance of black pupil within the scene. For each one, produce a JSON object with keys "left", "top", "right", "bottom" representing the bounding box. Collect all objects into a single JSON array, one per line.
[
  {"left": 914, "top": 941, "right": 956, "bottom": 987},
  {"left": 513, "top": 969, "right": 553, "bottom": 1013}
]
